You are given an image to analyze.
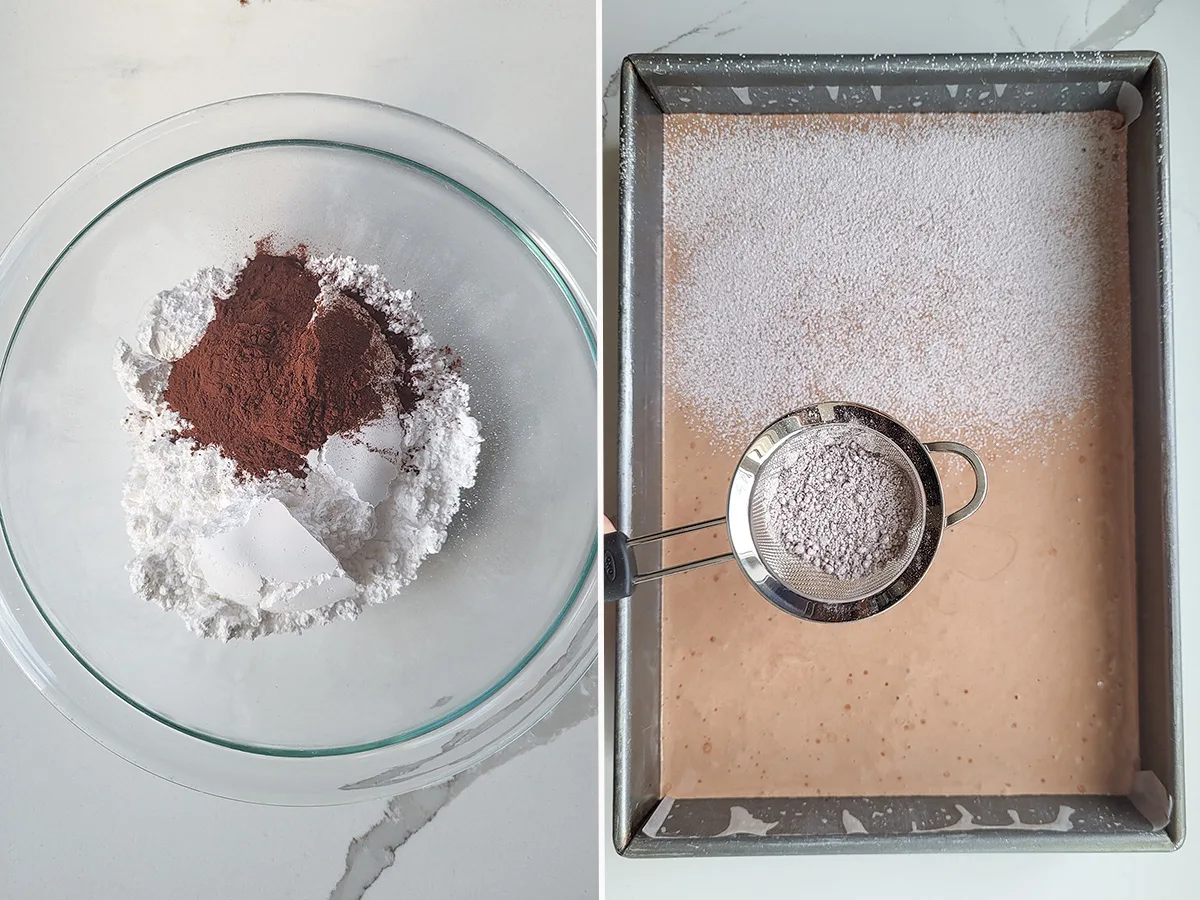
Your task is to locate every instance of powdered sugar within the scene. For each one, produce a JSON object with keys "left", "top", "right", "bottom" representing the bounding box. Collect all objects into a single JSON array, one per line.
[
  {"left": 662, "top": 113, "right": 1131, "bottom": 454},
  {"left": 760, "top": 426, "right": 918, "bottom": 581},
  {"left": 115, "top": 253, "right": 481, "bottom": 640},
  {"left": 136, "top": 266, "right": 235, "bottom": 360}
]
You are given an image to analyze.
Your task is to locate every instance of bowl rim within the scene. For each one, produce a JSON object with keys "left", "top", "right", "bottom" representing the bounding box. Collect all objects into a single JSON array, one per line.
[{"left": 0, "top": 92, "right": 597, "bottom": 804}]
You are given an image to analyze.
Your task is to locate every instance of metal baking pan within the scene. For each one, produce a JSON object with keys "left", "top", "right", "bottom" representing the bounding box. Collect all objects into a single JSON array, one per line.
[{"left": 614, "top": 52, "right": 1179, "bottom": 856}]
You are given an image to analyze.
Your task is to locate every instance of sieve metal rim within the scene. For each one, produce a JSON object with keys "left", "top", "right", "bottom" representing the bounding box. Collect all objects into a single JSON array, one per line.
[{"left": 726, "top": 402, "right": 946, "bottom": 624}]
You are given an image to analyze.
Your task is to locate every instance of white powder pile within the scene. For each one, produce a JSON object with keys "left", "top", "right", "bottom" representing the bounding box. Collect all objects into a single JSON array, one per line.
[
  {"left": 114, "top": 253, "right": 481, "bottom": 640},
  {"left": 760, "top": 427, "right": 918, "bottom": 581},
  {"left": 662, "top": 113, "right": 1131, "bottom": 454}
]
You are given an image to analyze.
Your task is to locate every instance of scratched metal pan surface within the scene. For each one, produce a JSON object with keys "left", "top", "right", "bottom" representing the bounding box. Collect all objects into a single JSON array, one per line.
[{"left": 614, "top": 52, "right": 1179, "bottom": 857}]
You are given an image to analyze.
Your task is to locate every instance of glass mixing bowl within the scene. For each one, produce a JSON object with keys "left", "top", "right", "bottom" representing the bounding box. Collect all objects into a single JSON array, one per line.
[{"left": 0, "top": 94, "right": 596, "bottom": 804}]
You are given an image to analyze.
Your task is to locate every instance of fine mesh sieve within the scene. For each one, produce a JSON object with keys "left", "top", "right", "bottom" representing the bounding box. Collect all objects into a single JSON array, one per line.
[
  {"left": 745, "top": 423, "right": 925, "bottom": 605},
  {"left": 604, "top": 402, "right": 987, "bottom": 623}
]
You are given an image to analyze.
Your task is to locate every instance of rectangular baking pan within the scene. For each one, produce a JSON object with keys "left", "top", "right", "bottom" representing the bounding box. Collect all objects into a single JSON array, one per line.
[{"left": 614, "top": 52, "right": 1179, "bottom": 856}]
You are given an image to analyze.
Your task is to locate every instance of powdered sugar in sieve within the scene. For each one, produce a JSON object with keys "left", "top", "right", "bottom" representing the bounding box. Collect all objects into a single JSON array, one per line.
[
  {"left": 758, "top": 424, "right": 919, "bottom": 581},
  {"left": 747, "top": 422, "right": 925, "bottom": 604}
]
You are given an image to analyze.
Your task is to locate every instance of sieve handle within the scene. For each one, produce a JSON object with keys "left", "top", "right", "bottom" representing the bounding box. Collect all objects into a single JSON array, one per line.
[
  {"left": 603, "top": 517, "right": 732, "bottom": 601},
  {"left": 924, "top": 441, "right": 988, "bottom": 528}
]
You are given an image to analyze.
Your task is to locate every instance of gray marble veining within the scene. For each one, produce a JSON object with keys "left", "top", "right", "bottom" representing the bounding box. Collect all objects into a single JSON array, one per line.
[
  {"left": 1073, "top": 0, "right": 1164, "bottom": 49},
  {"left": 601, "top": 1, "right": 751, "bottom": 129},
  {"left": 329, "top": 666, "right": 596, "bottom": 900}
]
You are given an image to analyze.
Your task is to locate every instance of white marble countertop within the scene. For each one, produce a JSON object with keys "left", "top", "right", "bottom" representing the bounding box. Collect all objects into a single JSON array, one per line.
[
  {"left": 0, "top": 2, "right": 597, "bottom": 898},
  {"left": 602, "top": 0, "right": 1197, "bottom": 896}
]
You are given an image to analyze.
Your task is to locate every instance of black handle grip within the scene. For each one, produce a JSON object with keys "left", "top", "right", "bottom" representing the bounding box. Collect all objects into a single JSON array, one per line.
[{"left": 604, "top": 531, "right": 637, "bottom": 601}]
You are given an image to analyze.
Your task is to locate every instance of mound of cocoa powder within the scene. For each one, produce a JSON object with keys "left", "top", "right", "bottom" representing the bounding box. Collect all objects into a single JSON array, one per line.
[{"left": 164, "top": 252, "right": 416, "bottom": 478}]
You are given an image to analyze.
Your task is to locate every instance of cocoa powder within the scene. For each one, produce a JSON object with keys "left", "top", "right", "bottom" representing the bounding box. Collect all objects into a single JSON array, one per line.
[
  {"left": 164, "top": 252, "right": 411, "bottom": 478},
  {"left": 346, "top": 288, "right": 420, "bottom": 412}
]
